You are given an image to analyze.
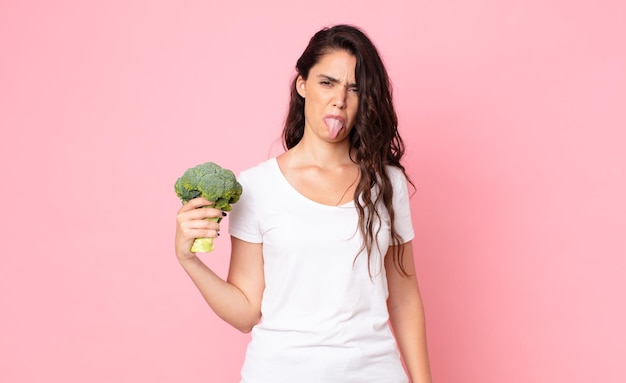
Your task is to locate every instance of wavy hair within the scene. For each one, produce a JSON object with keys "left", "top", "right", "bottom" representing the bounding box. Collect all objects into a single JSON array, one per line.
[{"left": 283, "top": 24, "right": 412, "bottom": 276}]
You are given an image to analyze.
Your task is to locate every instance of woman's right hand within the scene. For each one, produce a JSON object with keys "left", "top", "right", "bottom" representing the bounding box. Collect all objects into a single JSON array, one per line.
[
  {"left": 175, "top": 197, "right": 223, "bottom": 262},
  {"left": 174, "top": 197, "right": 265, "bottom": 333}
]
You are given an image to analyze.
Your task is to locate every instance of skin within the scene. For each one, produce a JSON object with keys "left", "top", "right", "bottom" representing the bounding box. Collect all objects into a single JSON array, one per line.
[
  {"left": 175, "top": 198, "right": 264, "bottom": 332},
  {"left": 175, "top": 50, "right": 431, "bottom": 382},
  {"left": 281, "top": 49, "right": 360, "bottom": 206},
  {"left": 386, "top": 242, "right": 433, "bottom": 383}
]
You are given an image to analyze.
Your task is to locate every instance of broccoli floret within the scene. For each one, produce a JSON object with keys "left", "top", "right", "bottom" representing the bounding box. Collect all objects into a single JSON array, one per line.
[{"left": 174, "top": 162, "right": 243, "bottom": 253}]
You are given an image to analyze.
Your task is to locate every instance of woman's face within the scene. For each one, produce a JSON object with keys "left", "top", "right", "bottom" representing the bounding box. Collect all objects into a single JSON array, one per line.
[{"left": 296, "top": 50, "right": 358, "bottom": 143}]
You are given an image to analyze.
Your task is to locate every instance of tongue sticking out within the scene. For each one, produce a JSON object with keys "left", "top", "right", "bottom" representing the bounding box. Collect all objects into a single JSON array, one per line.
[{"left": 324, "top": 117, "right": 344, "bottom": 139}]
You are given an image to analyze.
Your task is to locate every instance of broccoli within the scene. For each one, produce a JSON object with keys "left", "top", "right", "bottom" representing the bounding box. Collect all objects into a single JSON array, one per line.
[{"left": 174, "top": 162, "right": 243, "bottom": 253}]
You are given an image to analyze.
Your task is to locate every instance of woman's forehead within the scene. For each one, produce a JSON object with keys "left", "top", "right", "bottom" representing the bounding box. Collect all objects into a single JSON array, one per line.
[{"left": 310, "top": 50, "right": 357, "bottom": 82}]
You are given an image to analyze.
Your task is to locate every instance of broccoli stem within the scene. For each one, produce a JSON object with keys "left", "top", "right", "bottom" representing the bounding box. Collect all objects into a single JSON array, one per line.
[{"left": 190, "top": 216, "right": 220, "bottom": 253}]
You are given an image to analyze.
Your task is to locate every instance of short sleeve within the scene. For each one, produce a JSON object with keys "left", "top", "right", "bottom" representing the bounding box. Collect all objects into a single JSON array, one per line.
[
  {"left": 228, "top": 170, "right": 263, "bottom": 243},
  {"left": 390, "top": 167, "right": 415, "bottom": 244}
]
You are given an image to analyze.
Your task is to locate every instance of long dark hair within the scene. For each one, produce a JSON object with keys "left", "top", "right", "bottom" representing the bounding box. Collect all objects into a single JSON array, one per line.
[{"left": 283, "top": 24, "right": 412, "bottom": 276}]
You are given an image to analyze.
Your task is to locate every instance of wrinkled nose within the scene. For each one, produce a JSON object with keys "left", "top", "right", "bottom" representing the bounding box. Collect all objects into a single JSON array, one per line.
[{"left": 333, "top": 87, "right": 347, "bottom": 109}]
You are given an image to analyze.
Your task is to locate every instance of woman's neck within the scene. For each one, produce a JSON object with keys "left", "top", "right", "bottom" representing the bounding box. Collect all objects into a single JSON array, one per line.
[{"left": 286, "top": 136, "right": 354, "bottom": 170}]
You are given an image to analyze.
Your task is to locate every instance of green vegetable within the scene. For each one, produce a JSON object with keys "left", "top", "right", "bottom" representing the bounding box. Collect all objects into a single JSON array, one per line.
[{"left": 174, "top": 162, "right": 243, "bottom": 252}]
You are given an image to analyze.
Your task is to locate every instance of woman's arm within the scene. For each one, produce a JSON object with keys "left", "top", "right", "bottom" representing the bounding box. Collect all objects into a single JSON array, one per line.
[
  {"left": 176, "top": 197, "right": 264, "bottom": 333},
  {"left": 386, "top": 240, "right": 432, "bottom": 383}
]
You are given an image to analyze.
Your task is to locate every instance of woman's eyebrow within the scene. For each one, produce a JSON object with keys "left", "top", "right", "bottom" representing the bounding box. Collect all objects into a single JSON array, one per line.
[{"left": 316, "top": 74, "right": 357, "bottom": 87}]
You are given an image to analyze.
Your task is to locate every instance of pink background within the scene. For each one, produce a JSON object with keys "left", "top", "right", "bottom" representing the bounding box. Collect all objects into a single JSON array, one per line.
[{"left": 1, "top": 1, "right": 625, "bottom": 382}]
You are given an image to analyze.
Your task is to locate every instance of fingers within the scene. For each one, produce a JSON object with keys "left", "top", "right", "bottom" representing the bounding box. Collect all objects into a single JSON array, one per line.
[
  {"left": 182, "top": 206, "right": 223, "bottom": 221},
  {"left": 178, "top": 198, "right": 223, "bottom": 219},
  {"left": 184, "top": 216, "right": 221, "bottom": 232},
  {"left": 178, "top": 197, "right": 214, "bottom": 212},
  {"left": 177, "top": 209, "right": 222, "bottom": 234},
  {"left": 175, "top": 198, "right": 225, "bottom": 258},
  {"left": 180, "top": 225, "right": 220, "bottom": 242}
]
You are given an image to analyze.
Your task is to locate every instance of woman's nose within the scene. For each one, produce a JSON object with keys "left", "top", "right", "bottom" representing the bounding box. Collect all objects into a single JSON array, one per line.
[{"left": 333, "top": 87, "right": 347, "bottom": 109}]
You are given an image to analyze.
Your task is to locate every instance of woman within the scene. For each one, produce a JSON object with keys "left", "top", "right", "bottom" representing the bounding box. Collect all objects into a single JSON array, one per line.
[{"left": 175, "top": 24, "right": 432, "bottom": 382}]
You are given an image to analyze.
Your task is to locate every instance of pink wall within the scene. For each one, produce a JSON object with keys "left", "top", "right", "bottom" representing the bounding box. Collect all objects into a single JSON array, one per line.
[{"left": 1, "top": 1, "right": 624, "bottom": 382}]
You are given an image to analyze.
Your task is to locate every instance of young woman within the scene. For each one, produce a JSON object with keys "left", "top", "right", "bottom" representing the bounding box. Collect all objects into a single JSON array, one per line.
[{"left": 175, "top": 24, "right": 432, "bottom": 383}]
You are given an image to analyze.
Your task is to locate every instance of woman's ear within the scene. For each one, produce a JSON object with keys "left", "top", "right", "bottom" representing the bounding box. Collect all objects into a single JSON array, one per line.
[{"left": 296, "top": 75, "right": 306, "bottom": 98}]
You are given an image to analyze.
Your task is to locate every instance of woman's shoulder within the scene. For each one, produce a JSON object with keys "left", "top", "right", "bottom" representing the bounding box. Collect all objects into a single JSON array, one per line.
[
  {"left": 384, "top": 164, "right": 409, "bottom": 185},
  {"left": 238, "top": 158, "right": 279, "bottom": 182}
]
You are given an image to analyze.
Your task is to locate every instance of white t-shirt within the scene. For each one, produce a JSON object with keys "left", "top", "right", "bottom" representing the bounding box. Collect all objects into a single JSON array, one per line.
[{"left": 229, "top": 158, "right": 414, "bottom": 383}]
